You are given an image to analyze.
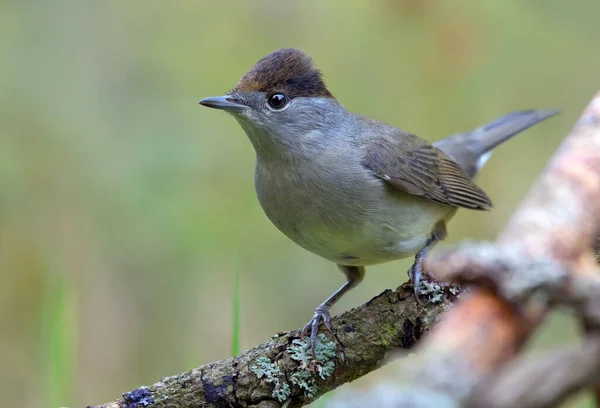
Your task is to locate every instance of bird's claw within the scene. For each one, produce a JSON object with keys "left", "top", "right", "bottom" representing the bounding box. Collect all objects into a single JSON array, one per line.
[
  {"left": 408, "top": 260, "right": 423, "bottom": 305},
  {"left": 408, "top": 257, "right": 423, "bottom": 305},
  {"left": 300, "top": 305, "right": 332, "bottom": 359}
]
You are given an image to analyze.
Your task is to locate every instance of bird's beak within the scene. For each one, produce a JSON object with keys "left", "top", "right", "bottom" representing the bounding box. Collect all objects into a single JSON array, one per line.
[{"left": 199, "top": 95, "right": 246, "bottom": 112}]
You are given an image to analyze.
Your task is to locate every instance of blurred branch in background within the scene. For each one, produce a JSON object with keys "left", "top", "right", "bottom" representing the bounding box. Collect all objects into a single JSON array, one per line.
[
  {"left": 90, "top": 284, "right": 454, "bottom": 408},
  {"left": 91, "top": 91, "right": 600, "bottom": 408},
  {"left": 329, "top": 91, "right": 600, "bottom": 408}
]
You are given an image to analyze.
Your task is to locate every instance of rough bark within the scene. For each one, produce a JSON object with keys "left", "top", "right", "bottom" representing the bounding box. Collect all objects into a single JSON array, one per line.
[{"left": 89, "top": 284, "right": 455, "bottom": 408}]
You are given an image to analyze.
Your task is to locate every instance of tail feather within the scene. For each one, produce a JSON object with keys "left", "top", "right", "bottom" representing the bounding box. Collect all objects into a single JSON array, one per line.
[{"left": 434, "top": 109, "right": 560, "bottom": 178}]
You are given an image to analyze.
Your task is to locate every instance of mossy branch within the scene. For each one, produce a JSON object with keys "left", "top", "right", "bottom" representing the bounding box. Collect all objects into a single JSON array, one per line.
[{"left": 90, "top": 284, "right": 455, "bottom": 408}]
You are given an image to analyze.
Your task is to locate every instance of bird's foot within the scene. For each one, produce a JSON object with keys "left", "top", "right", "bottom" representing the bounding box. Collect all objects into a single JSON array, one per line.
[
  {"left": 408, "top": 259, "right": 424, "bottom": 304},
  {"left": 300, "top": 304, "right": 333, "bottom": 359},
  {"left": 408, "top": 223, "right": 447, "bottom": 303},
  {"left": 408, "top": 259, "right": 461, "bottom": 303}
]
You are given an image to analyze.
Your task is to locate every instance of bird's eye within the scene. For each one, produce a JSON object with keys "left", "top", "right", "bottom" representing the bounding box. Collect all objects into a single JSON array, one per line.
[{"left": 268, "top": 93, "right": 288, "bottom": 109}]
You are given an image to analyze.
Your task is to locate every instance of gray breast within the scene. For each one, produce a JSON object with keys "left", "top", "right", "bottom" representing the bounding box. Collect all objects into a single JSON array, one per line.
[
  {"left": 254, "top": 151, "right": 381, "bottom": 256},
  {"left": 253, "top": 150, "right": 446, "bottom": 265}
]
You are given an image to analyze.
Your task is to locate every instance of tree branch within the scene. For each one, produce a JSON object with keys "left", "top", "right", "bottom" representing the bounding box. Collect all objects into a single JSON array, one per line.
[
  {"left": 90, "top": 284, "right": 456, "bottom": 408},
  {"left": 468, "top": 335, "right": 600, "bottom": 408}
]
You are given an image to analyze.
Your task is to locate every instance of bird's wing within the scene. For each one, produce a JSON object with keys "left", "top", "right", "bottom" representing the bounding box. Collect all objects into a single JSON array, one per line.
[{"left": 361, "top": 130, "right": 493, "bottom": 210}]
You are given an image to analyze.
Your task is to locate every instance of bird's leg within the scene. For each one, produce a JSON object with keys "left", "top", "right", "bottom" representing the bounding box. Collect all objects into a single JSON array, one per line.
[
  {"left": 408, "top": 221, "right": 447, "bottom": 300},
  {"left": 301, "top": 265, "right": 365, "bottom": 358}
]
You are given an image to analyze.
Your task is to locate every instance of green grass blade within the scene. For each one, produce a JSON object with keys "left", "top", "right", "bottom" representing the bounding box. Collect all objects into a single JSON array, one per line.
[
  {"left": 40, "top": 272, "right": 77, "bottom": 408},
  {"left": 231, "top": 250, "right": 241, "bottom": 356}
]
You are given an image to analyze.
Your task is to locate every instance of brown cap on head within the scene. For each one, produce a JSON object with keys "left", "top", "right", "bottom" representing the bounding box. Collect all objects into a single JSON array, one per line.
[{"left": 232, "top": 48, "right": 334, "bottom": 99}]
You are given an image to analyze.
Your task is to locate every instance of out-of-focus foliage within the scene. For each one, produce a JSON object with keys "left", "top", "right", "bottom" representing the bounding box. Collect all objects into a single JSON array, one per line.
[{"left": 1, "top": 1, "right": 598, "bottom": 407}]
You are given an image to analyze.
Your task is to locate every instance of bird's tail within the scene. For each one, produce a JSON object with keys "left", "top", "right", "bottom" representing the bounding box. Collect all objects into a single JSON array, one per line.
[{"left": 434, "top": 109, "right": 561, "bottom": 178}]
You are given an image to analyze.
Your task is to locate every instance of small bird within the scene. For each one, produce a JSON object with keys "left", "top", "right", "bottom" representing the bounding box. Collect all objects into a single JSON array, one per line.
[{"left": 200, "top": 48, "right": 559, "bottom": 352}]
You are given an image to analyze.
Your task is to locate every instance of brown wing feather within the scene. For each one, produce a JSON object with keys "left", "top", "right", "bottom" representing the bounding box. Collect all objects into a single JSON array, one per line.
[{"left": 363, "top": 131, "right": 493, "bottom": 210}]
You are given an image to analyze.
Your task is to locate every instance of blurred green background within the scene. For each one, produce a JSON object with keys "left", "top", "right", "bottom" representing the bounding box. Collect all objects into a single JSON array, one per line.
[{"left": 1, "top": 0, "right": 599, "bottom": 407}]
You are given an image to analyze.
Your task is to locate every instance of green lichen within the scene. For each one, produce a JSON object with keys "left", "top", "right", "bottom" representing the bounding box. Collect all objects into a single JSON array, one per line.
[
  {"left": 291, "top": 370, "right": 318, "bottom": 398},
  {"left": 420, "top": 281, "right": 444, "bottom": 303},
  {"left": 286, "top": 334, "right": 338, "bottom": 398},
  {"left": 251, "top": 335, "right": 340, "bottom": 402},
  {"left": 288, "top": 340, "right": 311, "bottom": 367},
  {"left": 419, "top": 281, "right": 461, "bottom": 303},
  {"left": 251, "top": 356, "right": 290, "bottom": 402},
  {"left": 288, "top": 334, "right": 337, "bottom": 365},
  {"left": 316, "top": 360, "right": 335, "bottom": 379},
  {"left": 272, "top": 382, "right": 291, "bottom": 402}
]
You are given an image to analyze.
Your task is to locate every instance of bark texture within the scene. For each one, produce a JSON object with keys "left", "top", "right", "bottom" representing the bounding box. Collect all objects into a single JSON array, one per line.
[{"left": 90, "top": 284, "right": 455, "bottom": 408}]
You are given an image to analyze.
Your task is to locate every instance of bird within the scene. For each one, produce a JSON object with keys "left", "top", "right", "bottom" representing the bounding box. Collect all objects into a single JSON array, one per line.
[{"left": 199, "top": 48, "right": 559, "bottom": 354}]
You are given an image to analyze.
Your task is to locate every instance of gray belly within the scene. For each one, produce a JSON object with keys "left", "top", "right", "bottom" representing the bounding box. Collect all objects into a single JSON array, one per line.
[{"left": 255, "top": 160, "right": 454, "bottom": 266}]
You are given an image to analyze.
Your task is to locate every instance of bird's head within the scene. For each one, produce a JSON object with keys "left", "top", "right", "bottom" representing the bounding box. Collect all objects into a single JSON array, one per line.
[{"left": 200, "top": 48, "right": 345, "bottom": 156}]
